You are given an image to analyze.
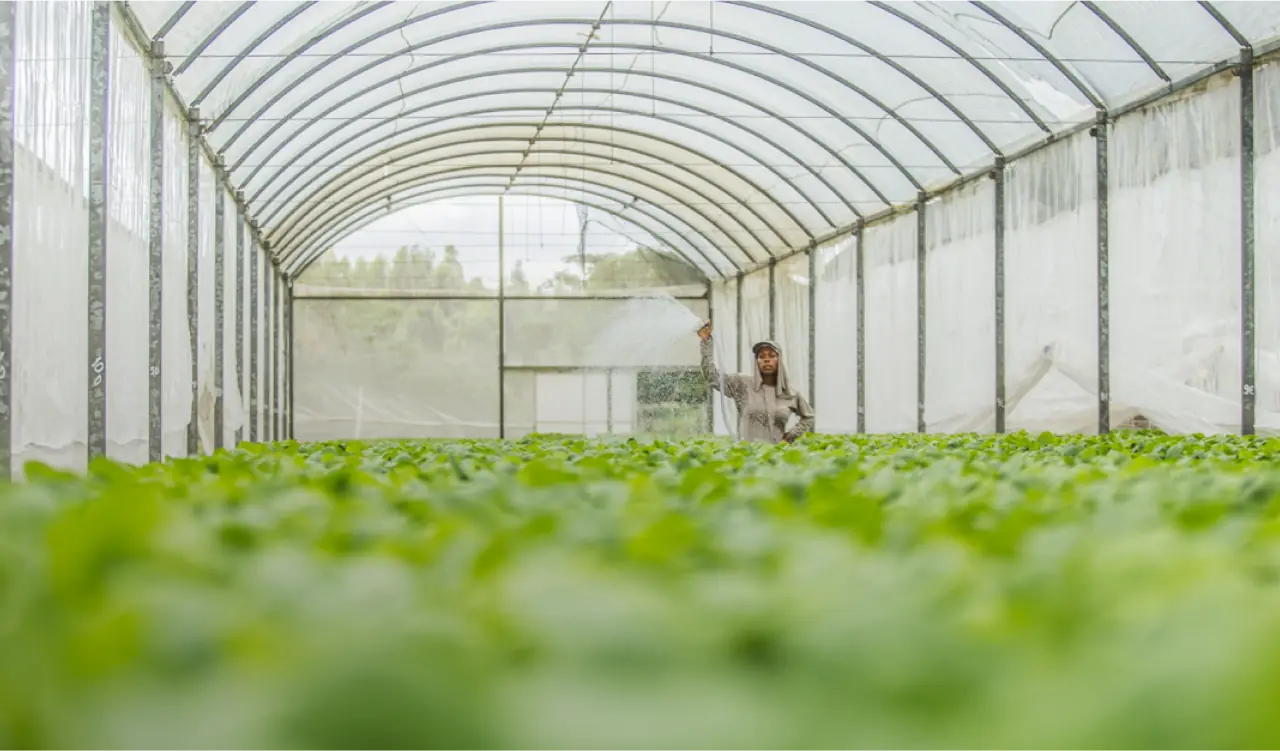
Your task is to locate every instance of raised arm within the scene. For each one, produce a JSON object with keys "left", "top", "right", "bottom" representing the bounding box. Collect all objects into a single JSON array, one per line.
[
  {"left": 785, "top": 393, "right": 816, "bottom": 442},
  {"left": 698, "top": 322, "right": 745, "bottom": 401}
]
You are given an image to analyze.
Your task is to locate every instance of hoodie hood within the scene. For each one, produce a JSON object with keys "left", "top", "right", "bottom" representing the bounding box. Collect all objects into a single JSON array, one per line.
[{"left": 750, "top": 340, "right": 793, "bottom": 397}]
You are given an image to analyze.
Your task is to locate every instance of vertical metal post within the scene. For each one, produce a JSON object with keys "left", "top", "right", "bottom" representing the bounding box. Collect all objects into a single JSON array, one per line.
[
  {"left": 1095, "top": 111, "right": 1110, "bottom": 434},
  {"left": 264, "top": 263, "right": 275, "bottom": 440},
  {"left": 147, "top": 40, "right": 164, "bottom": 462},
  {"left": 607, "top": 369, "right": 614, "bottom": 434},
  {"left": 1241, "top": 47, "right": 1256, "bottom": 436},
  {"left": 856, "top": 225, "right": 865, "bottom": 434},
  {"left": 186, "top": 109, "right": 200, "bottom": 455},
  {"left": 235, "top": 211, "right": 244, "bottom": 445},
  {"left": 916, "top": 193, "right": 927, "bottom": 434},
  {"left": 497, "top": 195, "right": 505, "bottom": 439},
  {"left": 281, "top": 276, "right": 289, "bottom": 440},
  {"left": 249, "top": 237, "right": 259, "bottom": 441},
  {"left": 285, "top": 278, "right": 293, "bottom": 440},
  {"left": 213, "top": 179, "right": 224, "bottom": 450},
  {"left": 706, "top": 288, "right": 715, "bottom": 433},
  {"left": 993, "top": 159, "right": 1007, "bottom": 434},
  {"left": 808, "top": 245, "right": 817, "bottom": 407},
  {"left": 273, "top": 271, "right": 281, "bottom": 441},
  {"left": 735, "top": 273, "right": 743, "bottom": 372},
  {"left": 0, "top": 2, "right": 14, "bottom": 478},
  {"left": 768, "top": 259, "right": 777, "bottom": 340},
  {"left": 87, "top": 2, "right": 110, "bottom": 462}
]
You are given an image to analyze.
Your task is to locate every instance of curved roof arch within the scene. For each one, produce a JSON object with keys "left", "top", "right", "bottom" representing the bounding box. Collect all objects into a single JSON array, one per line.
[
  {"left": 273, "top": 136, "right": 783, "bottom": 268},
  {"left": 275, "top": 161, "right": 760, "bottom": 275},
  {"left": 265, "top": 115, "right": 818, "bottom": 252},
  {"left": 241, "top": 73, "right": 868, "bottom": 227},
  {"left": 124, "top": 0, "right": 1280, "bottom": 280},
  {"left": 289, "top": 182, "right": 725, "bottom": 280}
]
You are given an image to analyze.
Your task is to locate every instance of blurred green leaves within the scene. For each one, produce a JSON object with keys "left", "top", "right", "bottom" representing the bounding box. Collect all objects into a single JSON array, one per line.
[{"left": 4, "top": 432, "right": 1280, "bottom": 747}]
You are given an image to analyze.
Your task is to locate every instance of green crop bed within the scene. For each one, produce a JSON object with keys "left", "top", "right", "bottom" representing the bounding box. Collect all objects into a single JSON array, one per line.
[{"left": 5, "top": 433, "right": 1280, "bottom": 748}]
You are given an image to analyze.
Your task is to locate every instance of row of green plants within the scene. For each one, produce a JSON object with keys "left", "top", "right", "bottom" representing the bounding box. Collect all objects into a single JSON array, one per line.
[{"left": 3, "top": 432, "right": 1280, "bottom": 747}]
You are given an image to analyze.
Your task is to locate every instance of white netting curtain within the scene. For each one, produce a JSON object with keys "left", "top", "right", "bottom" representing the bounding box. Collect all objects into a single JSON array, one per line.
[
  {"left": 741, "top": 269, "right": 769, "bottom": 366},
  {"left": 222, "top": 191, "right": 246, "bottom": 447},
  {"left": 196, "top": 154, "right": 216, "bottom": 452},
  {"left": 105, "top": 22, "right": 149, "bottom": 464},
  {"left": 709, "top": 277, "right": 738, "bottom": 436},
  {"left": 815, "top": 233, "right": 858, "bottom": 433},
  {"left": 1251, "top": 61, "right": 1280, "bottom": 429},
  {"left": 924, "top": 179, "right": 996, "bottom": 432},
  {"left": 1110, "top": 78, "right": 1245, "bottom": 434},
  {"left": 12, "top": 2, "right": 90, "bottom": 473},
  {"left": 775, "top": 253, "right": 810, "bottom": 406},
  {"left": 1004, "top": 131, "right": 1099, "bottom": 433},
  {"left": 161, "top": 96, "right": 192, "bottom": 458},
  {"left": 863, "top": 213, "right": 918, "bottom": 433}
]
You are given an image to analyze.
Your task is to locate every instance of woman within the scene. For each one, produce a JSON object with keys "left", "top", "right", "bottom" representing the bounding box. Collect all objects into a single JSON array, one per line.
[{"left": 697, "top": 321, "right": 815, "bottom": 444}]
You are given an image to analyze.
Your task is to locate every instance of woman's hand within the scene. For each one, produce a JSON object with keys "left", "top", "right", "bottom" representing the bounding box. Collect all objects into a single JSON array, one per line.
[{"left": 697, "top": 320, "right": 712, "bottom": 341}]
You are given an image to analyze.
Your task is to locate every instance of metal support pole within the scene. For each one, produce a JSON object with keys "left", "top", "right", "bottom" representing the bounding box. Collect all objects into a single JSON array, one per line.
[
  {"left": 1094, "top": 111, "right": 1110, "bottom": 434},
  {"left": 768, "top": 259, "right": 777, "bottom": 340},
  {"left": 607, "top": 369, "right": 614, "bottom": 434},
  {"left": 1241, "top": 47, "right": 1256, "bottom": 436},
  {"left": 273, "top": 271, "right": 281, "bottom": 441},
  {"left": 856, "top": 225, "right": 865, "bottom": 434},
  {"left": 235, "top": 208, "right": 244, "bottom": 445},
  {"left": 916, "top": 193, "right": 927, "bottom": 434},
  {"left": 249, "top": 237, "right": 259, "bottom": 441},
  {"left": 287, "top": 279, "right": 295, "bottom": 440},
  {"left": 147, "top": 40, "right": 164, "bottom": 462},
  {"left": 497, "top": 195, "right": 505, "bottom": 439},
  {"left": 808, "top": 245, "right": 817, "bottom": 407},
  {"left": 735, "top": 273, "right": 744, "bottom": 372},
  {"left": 87, "top": 2, "right": 110, "bottom": 462},
  {"left": 993, "top": 158, "right": 1006, "bottom": 434},
  {"left": 213, "top": 179, "right": 225, "bottom": 450},
  {"left": 186, "top": 109, "right": 200, "bottom": 455},
  {"left": 264, "top": 264, "right": 275, "bottom": 440},
  {"left": 0, "top": 2, "right": 13, "bottom": 478},
  {"left": 706, "top": 289, "right": 715, "bottom": 433}
]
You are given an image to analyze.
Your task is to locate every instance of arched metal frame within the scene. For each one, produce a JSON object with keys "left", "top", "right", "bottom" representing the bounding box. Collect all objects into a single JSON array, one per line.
[
  {"left": 273, "top": 143, "right": 768, "bottom": 269},
  {"left": 272, "top": 158, "right": 757, "bottom": 274},
  {"left": 269, "top": 115, "right": 812, "bottom": 253},
  {"left": 242, "top": 72, "right": 865, "bottom": 226},
  {"left": 284, "top": 172, "right": 737, "bottom": 277},
  {"left": 133, "top": 0, "right": 1268, "bottom": 283},
  {"left": 288, "top": 180, "right": 724, "bottom": 281}
]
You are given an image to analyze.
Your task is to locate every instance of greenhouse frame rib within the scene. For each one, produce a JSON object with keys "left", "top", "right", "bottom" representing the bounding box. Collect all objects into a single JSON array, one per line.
[{"left": 0, "top": 2, "right": 1276, "bottom": 472}]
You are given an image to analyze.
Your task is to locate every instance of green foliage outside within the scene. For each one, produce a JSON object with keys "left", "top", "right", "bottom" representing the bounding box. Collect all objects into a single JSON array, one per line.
[{"left": 7, "top": 432, "right": 1280, "bottom": 747}]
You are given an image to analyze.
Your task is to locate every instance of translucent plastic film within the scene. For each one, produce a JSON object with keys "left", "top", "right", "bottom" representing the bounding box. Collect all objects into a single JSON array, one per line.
[
  {"left": 222, "top": 192, "right": 246, "bottom": 447},
  {"left": 924, "top": 179, "right": 995, "bottom": 432},
  {"left": 709, "top": 278, "right": 738, "bottom": 437},
  {"left": 106, "top": 24, "right": 150, "bottom": 464},
  {"left": 1254, "top": 61, "right": 1280, "bottom": 428},
  {"left": 119, "top": 0, "right": 1280, "bottom": 283},
  {"left": 1003, "top": 131, "right": 1098, "bottom": 434},
  {"left": 161, "top": 96, "right": 193, "bottom": 459},
  {"left": 815, "top": 234, "right": 858, "bottom": 433},
  {"left": 13, "top": 2, "right": 90, "bottom": 472},
  {"left": 293, "top": 299, "right": 500, "bottom": 441},
  {"left": 775, "top": 253, "right": 811, "bottom": 410},
  {"left": 1110, "top": 77, "right": 1243, "bottom": 435},
  {"left": 862, "top": 213, "right": 918, "bottom": 433}
]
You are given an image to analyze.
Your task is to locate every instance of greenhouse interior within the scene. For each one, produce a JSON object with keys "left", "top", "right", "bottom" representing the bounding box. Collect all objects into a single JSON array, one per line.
[{"left": 6, "top": 0, "right": 1280, "bottom": 473}]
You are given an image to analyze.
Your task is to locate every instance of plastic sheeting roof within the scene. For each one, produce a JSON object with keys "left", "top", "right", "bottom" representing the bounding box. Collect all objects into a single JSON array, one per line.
[{"left": 123, "top": 1, "right": 1280, "bottom": 279}]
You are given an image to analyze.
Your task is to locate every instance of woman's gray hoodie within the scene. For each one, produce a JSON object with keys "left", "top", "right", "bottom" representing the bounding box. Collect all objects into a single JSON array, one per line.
[{"left": 700, "top": 337, "right": 815, "bottom": 443}]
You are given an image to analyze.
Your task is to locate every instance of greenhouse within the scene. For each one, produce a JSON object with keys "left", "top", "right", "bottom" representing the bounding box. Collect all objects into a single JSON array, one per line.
[
  {"left": 5, "top": 0, "right": 1280, "bottom": 472},
  {"left": 15, "top": 3, "right": 1280, "bottom": 748}
]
